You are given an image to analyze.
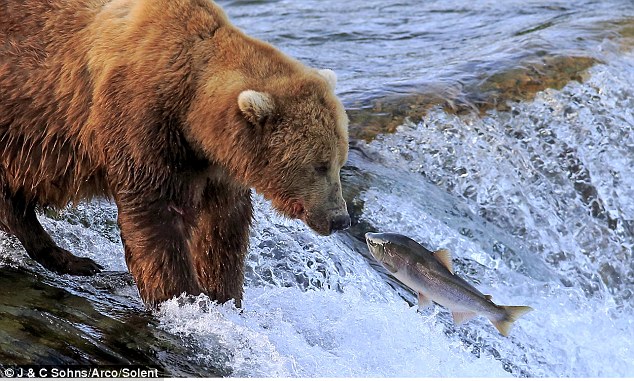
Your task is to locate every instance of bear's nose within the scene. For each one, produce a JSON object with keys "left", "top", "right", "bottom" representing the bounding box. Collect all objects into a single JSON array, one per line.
[{"left": 330, "top": 214, "right": 351, "bottom": 232}]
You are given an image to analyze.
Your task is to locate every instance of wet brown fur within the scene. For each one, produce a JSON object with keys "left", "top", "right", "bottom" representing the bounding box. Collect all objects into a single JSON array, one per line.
[{"left": 0, "top": 0, "right": 349, "bottom": 307}]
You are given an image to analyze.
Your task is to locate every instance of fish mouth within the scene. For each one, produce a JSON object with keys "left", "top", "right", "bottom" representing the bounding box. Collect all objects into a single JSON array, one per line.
[
  {"left": 365, "top": 232, "right": 388, "bottom": 257},
  {"left": 365, "top": 232, "right": 388, "bottom": 246}
]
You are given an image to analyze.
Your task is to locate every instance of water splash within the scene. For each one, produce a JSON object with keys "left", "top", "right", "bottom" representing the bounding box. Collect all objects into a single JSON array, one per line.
[
  {"left": 351, "top": 52, "right": 634, "bottom": 377},
  {"left": 362, "top": 51, "right": 634, "bottom": 309},
  {"left": 158, "top": 287, "right": 510, "bottom": 378}
]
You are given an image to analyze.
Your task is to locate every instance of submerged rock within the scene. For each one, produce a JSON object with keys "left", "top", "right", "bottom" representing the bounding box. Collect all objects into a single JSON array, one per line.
[
  {"left": 345, "top": 16, "right": 634, "bottom": 142},
  {"left": 612, "top": 17, "right": 634, "bottom": 50},
  {"left": 0, "top": 267, "right": 216, "bottom": 377},
  {"left": 347, "top": 54, "right": 597, "bottom": 141}
]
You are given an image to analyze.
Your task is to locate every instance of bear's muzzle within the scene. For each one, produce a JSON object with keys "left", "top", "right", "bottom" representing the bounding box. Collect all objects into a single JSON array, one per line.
[{"left": 330, "top": 213, "right": 351, "bottom": 232}]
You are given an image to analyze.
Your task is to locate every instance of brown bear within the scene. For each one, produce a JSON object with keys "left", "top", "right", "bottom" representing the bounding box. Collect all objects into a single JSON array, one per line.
[{"left": 0, "top": 0, "right": 350, "bottom": 307}]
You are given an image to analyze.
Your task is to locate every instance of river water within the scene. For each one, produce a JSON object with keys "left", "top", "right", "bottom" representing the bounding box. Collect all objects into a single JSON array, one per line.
[{"left": 1, "top": 0, "right": 633, "bottom": 377}]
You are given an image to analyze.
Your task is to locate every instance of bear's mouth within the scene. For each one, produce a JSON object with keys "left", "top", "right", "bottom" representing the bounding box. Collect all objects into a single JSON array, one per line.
[
  {"left": 269, "top": 196, "right": 305, "bottom": 220},
  {"left": 290, "top": 201, "right": 305, "bottom": 219}
]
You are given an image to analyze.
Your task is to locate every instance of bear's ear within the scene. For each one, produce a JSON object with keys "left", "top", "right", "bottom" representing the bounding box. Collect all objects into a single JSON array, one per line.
[
  {"left": 238, "top": 90, "right": 275, "bottom": 126},
  {"left": 318, "top": 69, "right": 337, "bottom": 90}
]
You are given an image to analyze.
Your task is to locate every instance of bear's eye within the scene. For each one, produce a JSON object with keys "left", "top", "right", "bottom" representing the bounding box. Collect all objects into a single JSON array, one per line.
[{"left": 314, "top": 164, "right": 329, "bottom": 175}]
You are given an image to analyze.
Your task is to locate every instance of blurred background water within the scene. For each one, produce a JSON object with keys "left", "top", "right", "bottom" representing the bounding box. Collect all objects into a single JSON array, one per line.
[{"left": 1, "top": 0, "right": 633, "bottom": 377}]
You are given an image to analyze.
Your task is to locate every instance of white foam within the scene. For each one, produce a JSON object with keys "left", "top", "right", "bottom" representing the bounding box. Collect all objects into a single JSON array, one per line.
[
  {"left": 39, "top": 199, "right": 127, "bottom": 271},
  {"left": 352, "top": 50, "right": 634, "bottom": 377},
  {"left": 158, "top": 287, "right": 509, "bottom": 378}
]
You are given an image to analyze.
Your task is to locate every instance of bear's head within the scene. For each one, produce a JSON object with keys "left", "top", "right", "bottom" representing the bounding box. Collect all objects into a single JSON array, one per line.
[{"left": 237, "top": 69, "right": 350, "bottom": 236}]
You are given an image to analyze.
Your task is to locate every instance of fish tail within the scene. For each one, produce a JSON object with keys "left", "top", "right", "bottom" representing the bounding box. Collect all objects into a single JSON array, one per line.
[{"left": 490, "top": 305, "right": 533, "bottom": 337}]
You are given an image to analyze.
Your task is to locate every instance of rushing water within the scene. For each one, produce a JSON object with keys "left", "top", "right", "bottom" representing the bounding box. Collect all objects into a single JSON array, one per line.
[{"left": 1, "top": 0, "right": 634, "bottom": 377}]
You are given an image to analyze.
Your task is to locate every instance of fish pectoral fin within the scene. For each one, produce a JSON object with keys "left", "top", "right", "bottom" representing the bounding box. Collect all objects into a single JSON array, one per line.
[
  {"left": 433, "top": 249, "right": 454, "bottom": 274},
  {"left": 383, "top": 262, "right": 398, "bottom": 273},
  {"left": 451, "top": 310, "right": 478, "bottom": 325},
  {"left": 417, "top": 292, "right": 432, "bottom": 308}
]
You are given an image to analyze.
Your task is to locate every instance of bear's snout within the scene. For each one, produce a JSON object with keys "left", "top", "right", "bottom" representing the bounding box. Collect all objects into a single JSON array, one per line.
[
  {"left": 330, "top": 213, "right": 351, "bottom": 232},
  {"left": 303, "top": 205, "right": 350, "bottom": 236}
]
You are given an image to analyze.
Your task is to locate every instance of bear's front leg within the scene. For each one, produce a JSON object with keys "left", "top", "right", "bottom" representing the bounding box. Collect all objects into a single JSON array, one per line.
[
  {"left": 189, "top": 186, "right": 253, "bottom": 308},
  {"left": 115, "top": 193, "right": 203, "bottom": 307}
]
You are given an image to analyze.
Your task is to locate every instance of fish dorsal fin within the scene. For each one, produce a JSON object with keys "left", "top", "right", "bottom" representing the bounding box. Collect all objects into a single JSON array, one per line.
[
  {"left": 485, "top": 294, "right": 493, "bottom": 301},
  {"left": 451, "top": 310, "right": 478, "bottom": 325},
  {"left": 433, "top": 249, "right": 453, "bottom": 274}
]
